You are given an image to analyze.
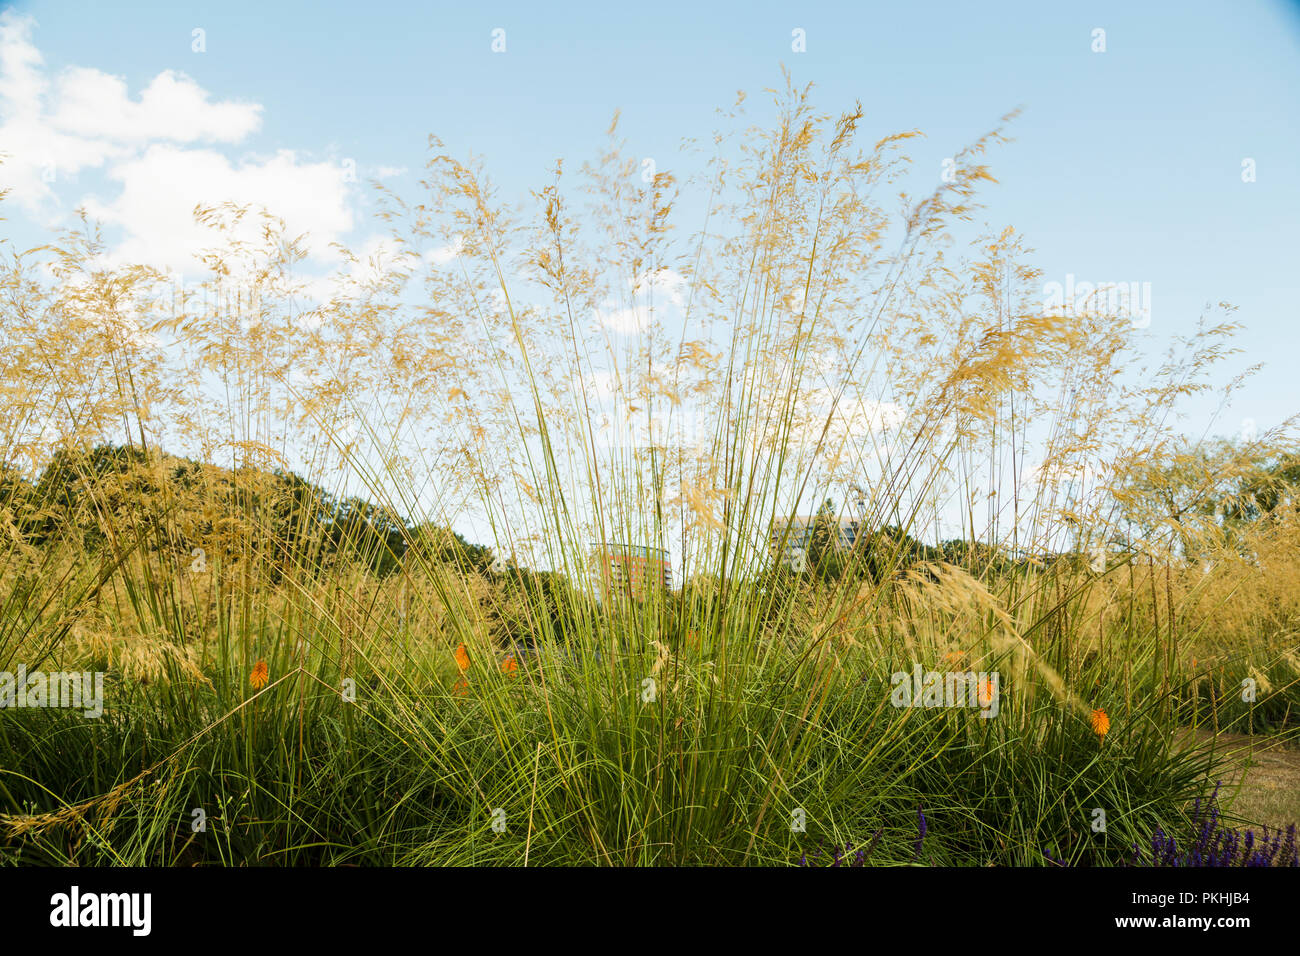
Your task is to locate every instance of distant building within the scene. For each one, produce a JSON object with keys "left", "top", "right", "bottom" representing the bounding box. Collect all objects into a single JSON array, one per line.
[
  {"left": 591, "top": 543, "right": 672, "bottom": 601},
  {"left": 770, "top": 514, "right": 861, "bottom": 570}
]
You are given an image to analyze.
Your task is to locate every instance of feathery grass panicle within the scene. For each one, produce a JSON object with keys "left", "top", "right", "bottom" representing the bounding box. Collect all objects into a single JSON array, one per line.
[{"left": 0, "top": 82, "right": 1295, "bottom": 866}]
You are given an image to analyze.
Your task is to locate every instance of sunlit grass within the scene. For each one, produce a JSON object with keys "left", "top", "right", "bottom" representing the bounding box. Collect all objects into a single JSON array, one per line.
[{"left": 0, "top": 77, "right": 1297, "bottom": 865}]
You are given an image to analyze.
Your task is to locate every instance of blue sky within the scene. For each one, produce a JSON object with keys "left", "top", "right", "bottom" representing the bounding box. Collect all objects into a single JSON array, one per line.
[{"left": 3, "top": 0, "right": 1299, "bottom": 438}]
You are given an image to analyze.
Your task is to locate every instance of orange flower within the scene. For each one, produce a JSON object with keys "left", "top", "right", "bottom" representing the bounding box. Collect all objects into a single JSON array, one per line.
[
  {"left": 501, "top": 654, "right": 518, "bottom": 675},
  {"left": 1090, "top": 708, "right": 1110, "bottom": 738},
  {"left": 250, "top": 659, "right": 269, "bottom": 690},
  {"left": 453, "top": 677, "right": 469, "bottom": 697},
  {"left": 455, "top": 643, "right": 470, "bottom": 672}
]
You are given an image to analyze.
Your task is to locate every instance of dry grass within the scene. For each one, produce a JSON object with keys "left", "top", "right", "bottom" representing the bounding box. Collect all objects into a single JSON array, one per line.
[{"left": 0, "top": 77, "right": 1297, "bottom": 865}]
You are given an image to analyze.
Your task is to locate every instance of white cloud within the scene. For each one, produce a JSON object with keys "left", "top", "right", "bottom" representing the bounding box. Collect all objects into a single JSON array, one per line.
[
  {"left": 806, "top": 390, "right": 905, "bottom": 437},
  {"left": 84, "top": 145, "right": 353, "bottom": 272},
  {"left": 425, "top": 235, "right": 463, "bottom": 266},
  {"left": 49, "top": 67, "right": 260, "bottom": 145},
  {"left": 594, "top": 303, "right": 647, "bottom": 336},
  {"left": 632, "top": 267, "right": 688, "bottom": 307},
  {"left": 295, "top": 233, "right": 410, "bottom": 305},
  {"left": 0, "top": 13, "right": 119, "bottom": 211},
  {"left": 595, "top": 267, "right": 690, "bottom": 336},
  {"left": 0, "top": 11, "right": 45, "bottom": 121},
  {"left": 0, "top": 11, "right": 351, "bottom": 276}
]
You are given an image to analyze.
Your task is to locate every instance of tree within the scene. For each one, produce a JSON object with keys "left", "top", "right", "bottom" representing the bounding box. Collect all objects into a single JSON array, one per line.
[
  {"left": 807, "top": 498, "right": 847, "bottom": 583},
  {"left": 1115, "top": 439, "right": 1299, "bottom": 559}
]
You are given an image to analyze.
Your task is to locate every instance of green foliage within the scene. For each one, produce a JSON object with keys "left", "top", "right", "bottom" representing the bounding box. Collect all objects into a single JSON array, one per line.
[
  {"left": 3, "top": 443, "right": 482, "bottom": 581},
  {"left": 2, "top": 80, "right": 1295, "bottom": 870}
]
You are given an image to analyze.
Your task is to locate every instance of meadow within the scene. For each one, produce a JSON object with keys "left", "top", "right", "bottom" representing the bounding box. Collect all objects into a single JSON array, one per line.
[{"left": 1, "top": 78, "right": 1297, "bottom": 866}]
